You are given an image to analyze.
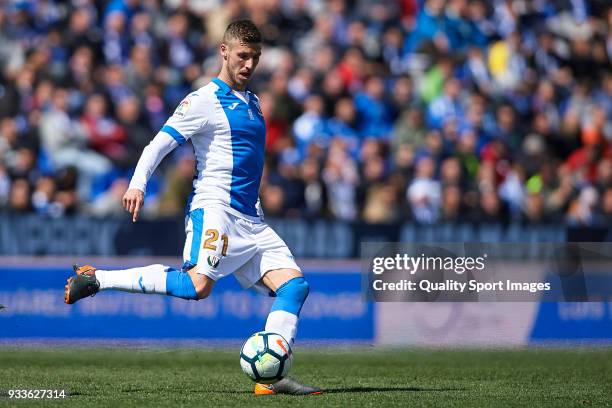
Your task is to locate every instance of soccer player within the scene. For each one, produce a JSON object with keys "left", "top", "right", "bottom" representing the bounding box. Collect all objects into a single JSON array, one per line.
[{"left": 64, "top": 20, "right": 320, "bottom": 396}]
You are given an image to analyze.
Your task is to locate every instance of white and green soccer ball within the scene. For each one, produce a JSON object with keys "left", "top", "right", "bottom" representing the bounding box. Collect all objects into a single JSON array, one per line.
[{"left": 239, "top": 331, "right": 292, "bottom": 384}]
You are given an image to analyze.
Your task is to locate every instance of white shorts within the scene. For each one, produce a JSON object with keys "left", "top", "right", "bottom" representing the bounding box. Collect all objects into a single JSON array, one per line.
[{"left": 182, "top": 206, "right": 300, "bottom": 291}]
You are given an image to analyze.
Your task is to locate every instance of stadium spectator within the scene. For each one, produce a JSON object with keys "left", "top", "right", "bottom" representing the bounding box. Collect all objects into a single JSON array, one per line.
[
  {"left": 299, "top": 156, "right": 328, "bottom": 219},
  {"left": 475, "top": 188, "right": 510, "bottom": 225},
  {"left": 567, "top": 185, "right": 600, "bottom": 226},
  {"left": 440, "top": 184, "right": 463, "bottom": 223},
  {"left": 362, "top": 182, "right": 402, "bottom": 224},
  {"left": 39, "top": 88, "right": 112, "bottom": 199},
  {"left": 0, "top": 0, "right": 609, "bottom": 228},
  {"left": 293, "top": 94, "right": 327, "bottom": 158},
  {"left": 8, "top": 178, "right": 31, "bottom": 213},
  {"left": 323, "top": 139, "right": 359, "bottom": 221},
  {"left": 80, "top": 93, "right": 128, "bottom": 166},
  {"left": 260, "top": 184, "right": 285, "bottom": 217},
  {"left": 358, "top": 153, "right": 387, "bottom": 213},
  {"left": 325, "top": 97, "right": 360, "bottom": 158},
  {"left": 156, "top": 150, "right": 195, "bottom": 217},
  {"left": 522, "top": 191, "right": 549, "bottom": 224},
  {"left": 266, "top": 150, "right": 305, "bottom": 217},
  {"left": 115, "top": 95, "right": 151, "bottom": 167},
  {"left": 403, "top": 0, "right": 449, "bottom": 55},
  {"left": 407, "top": 156, "right": 441, "bottom": 224},
  {"left": 53, "top": 166, "right": 79, "bottom": 216},
  {"left": 392, "top": 107, "right": 427, "bottom": 153},
  {"left": 31, "top": 175, "right": 57, "bottom": 216},
  {"left": 427, "top": 78, "right": 463, "bottom": 129},
  {"left": 89, "top": 177, "right": 130, "bottom": 217},
  {"left": 354, "top": 76, "right": 394, "bottom": 139}
]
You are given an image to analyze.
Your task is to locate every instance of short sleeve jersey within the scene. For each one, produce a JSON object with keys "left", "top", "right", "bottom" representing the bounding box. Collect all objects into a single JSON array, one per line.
[{"left": 161, "top": 78, "right": 266, "bottom": 217}]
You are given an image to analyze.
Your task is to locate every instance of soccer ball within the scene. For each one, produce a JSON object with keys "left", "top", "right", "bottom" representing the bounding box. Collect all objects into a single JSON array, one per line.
[{"left": 239, "top": 331, "right": 292, "bottom": 384}]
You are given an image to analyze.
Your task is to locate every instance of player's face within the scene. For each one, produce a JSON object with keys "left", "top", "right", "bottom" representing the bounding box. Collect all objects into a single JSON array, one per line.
[{"left": 221, "top": 39, "right": 261, "bottom": 90}]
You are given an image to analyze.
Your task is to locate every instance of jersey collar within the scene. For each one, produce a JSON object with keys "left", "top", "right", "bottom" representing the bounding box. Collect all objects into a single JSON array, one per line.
[{"left": 212, "top": 77, "right": 233, "bottom": 95}]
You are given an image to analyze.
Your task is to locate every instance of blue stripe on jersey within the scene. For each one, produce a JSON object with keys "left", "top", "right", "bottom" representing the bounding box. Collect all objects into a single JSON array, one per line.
[
  {"left": 213, "top": 78, "right": 266, "bottom": 217},
  {"left": 161, "top": 125, "right": 186, "bottom": 145},
  {"left": 189, "top": 208, "right": 204, "bottom": 265},
  {"left": 184, "top": 143, "right": 198, "bottom": 216}
]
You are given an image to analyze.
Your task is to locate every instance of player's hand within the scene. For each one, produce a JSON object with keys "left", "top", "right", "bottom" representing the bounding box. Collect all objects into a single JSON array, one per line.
[{"left": 122, "top": 188, "right": 145, "bottom": 222}]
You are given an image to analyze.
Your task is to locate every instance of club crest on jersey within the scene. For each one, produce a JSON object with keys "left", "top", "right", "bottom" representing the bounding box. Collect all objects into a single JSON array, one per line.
[
  {"left": 207, "top": 255, "right": 220, "bottom": 268},
  {"left": 173, "top": 97, "right": 191, "bottom": 118}
]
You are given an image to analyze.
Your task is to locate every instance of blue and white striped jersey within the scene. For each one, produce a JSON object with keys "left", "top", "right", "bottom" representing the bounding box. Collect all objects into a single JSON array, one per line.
[{"left": 129, "top": 78, "right": 266, "bottom": 219}]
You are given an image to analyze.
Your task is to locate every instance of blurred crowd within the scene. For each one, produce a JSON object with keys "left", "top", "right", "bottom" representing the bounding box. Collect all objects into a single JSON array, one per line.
[{"left": 0, "top": 0, "right": 611, "bottom": 226}]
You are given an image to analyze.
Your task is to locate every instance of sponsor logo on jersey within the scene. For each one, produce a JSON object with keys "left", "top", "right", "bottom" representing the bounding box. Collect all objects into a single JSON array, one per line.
[
  {"left": 173, "top": 97, "right": 191, "bottom": 117},
  {"left": 228, "top": 102, "right": 239, "bottom": 110}
]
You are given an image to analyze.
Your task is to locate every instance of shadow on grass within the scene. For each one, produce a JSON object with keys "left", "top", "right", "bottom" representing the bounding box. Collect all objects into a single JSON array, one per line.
[
  {"left": 324, "top": 386, "right": 463, "bottom": 394},
  {"left": 211, "top": 386, "right": 464, "bottom": 395}
]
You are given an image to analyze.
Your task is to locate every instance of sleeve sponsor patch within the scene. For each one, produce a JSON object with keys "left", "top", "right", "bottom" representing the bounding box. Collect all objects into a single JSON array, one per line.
[{"left": 173, "top": 97, "right": 191, "bottom": 118}]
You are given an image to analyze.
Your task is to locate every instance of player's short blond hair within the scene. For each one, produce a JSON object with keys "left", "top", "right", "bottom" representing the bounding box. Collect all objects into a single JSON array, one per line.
[{"left": 223, "top": 20, "right": 262, "bottom": 45}]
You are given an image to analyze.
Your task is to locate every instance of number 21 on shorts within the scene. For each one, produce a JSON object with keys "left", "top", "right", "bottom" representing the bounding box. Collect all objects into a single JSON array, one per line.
[{"left": 203, "top": 229, "right": 229, "bottom": 256}]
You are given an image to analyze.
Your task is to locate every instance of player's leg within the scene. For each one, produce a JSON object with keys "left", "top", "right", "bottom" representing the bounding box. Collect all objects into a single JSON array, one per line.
[
  {"left": 238, "top": 223, "right": 320, "bottom": 395},
  {"left": 65, "top": 208, "right": 216, "bottom": 304},
  {"left": 249, "top": 223, "right": 309, "bottom": 347},
  {"left": 64, "top": 263, "right": 213, "bottom": 304},
  {"left": 256, "top": 270, "right": 321, "bottom": 395},
  {"left": 96, "top": 263, "right": 214, "bottom": 298},
  {"left": 261, "top": 268, "right": 307, "bottom": 346}
]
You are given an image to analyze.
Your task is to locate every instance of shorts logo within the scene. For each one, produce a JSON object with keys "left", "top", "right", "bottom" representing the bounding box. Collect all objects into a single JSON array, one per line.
[
  {"left": 173, "top": 97, "right": 191, "bottom": 117},
  {"left": 207, "top": 255, "right": 220, "bottom": 268},
  {"left": 138, "top": 276, "right": 146, "bottom": 293}
]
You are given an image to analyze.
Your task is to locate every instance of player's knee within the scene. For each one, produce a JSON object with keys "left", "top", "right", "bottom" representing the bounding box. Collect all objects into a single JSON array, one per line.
[
  {"left": 187, "top": 265, "right": 215, "bottom": 300},
  {"left": 193, "top": 278, "right": 213, "bottom": 300},
  {"left": 271, "top": 277, "right": 310, "bottom": 316}
]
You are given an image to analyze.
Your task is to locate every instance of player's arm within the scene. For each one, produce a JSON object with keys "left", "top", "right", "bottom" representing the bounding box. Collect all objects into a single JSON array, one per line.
[
  {"left": 123, "top": 93, "right": 207, "bottom": 222},
  {"left": 123, "top": 132, "right": 179, "bottom": 222}
]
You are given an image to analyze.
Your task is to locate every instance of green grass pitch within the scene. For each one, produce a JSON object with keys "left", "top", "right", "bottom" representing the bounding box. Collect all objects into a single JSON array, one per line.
[{"left": 0, "top": 348, "right": 610, "bottom": 407}]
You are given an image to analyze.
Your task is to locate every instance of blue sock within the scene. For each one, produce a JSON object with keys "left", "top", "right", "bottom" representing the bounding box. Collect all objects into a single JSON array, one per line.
[
  {"left": 165, "top": 267, "right": 198, "bottom": 300},
  {"left": 270, "top": 277, "right": 309, "bottom": 316},
  {"left": 266, "top": 277, "right": 310, "bottom": 345}
]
